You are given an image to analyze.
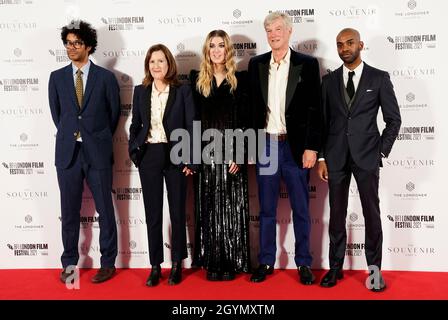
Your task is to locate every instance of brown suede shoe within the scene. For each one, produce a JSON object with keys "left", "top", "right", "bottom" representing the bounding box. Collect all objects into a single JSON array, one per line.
[{"left": 91, "top": 267, "right": 116, "bottom": 283}]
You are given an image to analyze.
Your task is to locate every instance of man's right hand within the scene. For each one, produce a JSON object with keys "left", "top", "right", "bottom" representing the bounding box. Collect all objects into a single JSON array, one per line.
[{"left": 317, "top": 160, "right": 328, "bottom": 182}]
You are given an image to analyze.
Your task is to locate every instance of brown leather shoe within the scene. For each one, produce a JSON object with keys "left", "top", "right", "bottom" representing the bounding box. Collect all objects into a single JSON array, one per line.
[
  {"left": 91, "top": 267, "right": 116, "bottom": 283},
  {"left": 60, "top": 268, "right": 74, "bottom": 284}
]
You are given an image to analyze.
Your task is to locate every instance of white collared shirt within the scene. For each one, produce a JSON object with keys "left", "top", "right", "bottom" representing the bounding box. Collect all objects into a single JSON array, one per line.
[
  {"left": 266, "top": 48, "right": 291, "bottom": 134},
  {"left": 343, "top": 61, "right": 364, "bottom": 93},
  {"left": 147, "top": 82, "right": 169, "bottom": 143}
]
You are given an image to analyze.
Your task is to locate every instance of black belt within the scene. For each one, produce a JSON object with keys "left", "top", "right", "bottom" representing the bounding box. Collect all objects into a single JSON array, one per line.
[{"left": 266, "top": 133, "right": 288, "bottom": 141}]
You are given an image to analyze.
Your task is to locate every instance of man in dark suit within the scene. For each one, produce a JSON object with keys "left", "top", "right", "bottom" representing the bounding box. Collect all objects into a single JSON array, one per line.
[
  {"left": 48, "top": 20, "right": 120, "bottom": 284},
  {"left": 318, "top": 28, "right": 401, "bottom": 292},
  {"left": 248, "top": 12, "right": 322, "bottom": 284}
]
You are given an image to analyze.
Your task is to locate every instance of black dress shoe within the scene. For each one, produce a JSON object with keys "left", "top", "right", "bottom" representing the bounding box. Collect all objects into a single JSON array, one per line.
[
  {"left": 222, "top": 271, "right": 235, "bottom": 281},
  {"left": 250, "top": 264, "right": 273, "bottom": 283},
  {"left": 298, "top": 266, "right": 315, "bottom": 285},
  {"left": 60, "top": 268, "right": 75, "bottom": 284},
  {"left": 206, "top": 271, "right": 222, "bottom": 281},
  {"left": 146, "top": 265, "right": 161, "bottom": 287},
  {"left": 368, "top": 271, "right": 387, "bottom": 292},
  {"left": 168, "top": 262, "right": 182, "bottom": 285},
  {"left": 320, "top": 269, "right": 343, "bottom": 288},
  {"left": 91, "top": 266, "right": 116, "bottom": 283}
]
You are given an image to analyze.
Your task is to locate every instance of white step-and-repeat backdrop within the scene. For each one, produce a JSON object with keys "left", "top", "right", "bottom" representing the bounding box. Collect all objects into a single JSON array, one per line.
[{"left": 0, "top": 0, "right": 446, "bottom": 271}]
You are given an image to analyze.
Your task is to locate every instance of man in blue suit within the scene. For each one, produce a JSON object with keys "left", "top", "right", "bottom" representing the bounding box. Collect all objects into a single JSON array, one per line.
[{"left": 48, "top": 20, "right": 120, "bottom": 284}]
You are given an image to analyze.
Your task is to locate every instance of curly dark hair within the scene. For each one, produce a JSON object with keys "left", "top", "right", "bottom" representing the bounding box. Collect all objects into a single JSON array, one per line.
[{"left": 61, "top": 20, "right": 97, "bottom": 55}]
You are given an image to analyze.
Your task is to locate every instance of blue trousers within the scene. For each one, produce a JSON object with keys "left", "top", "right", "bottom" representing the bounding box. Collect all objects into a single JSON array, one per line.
[{"left": 256, "top": 138, "right": 312, "bottom": 267}]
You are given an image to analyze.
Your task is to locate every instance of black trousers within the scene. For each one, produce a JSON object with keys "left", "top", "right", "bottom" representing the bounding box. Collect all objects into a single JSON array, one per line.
[
  {"left": 138, "top": 143, "right": 187, "bottom": 266},
  {"left": 327, "top": 152, "right": 382, "bottom": 270}
]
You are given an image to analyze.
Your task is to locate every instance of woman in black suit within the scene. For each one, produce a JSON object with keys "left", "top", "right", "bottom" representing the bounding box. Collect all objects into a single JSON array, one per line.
[{"left": 129, "top": 44, "right": 195, "bottom": 287}]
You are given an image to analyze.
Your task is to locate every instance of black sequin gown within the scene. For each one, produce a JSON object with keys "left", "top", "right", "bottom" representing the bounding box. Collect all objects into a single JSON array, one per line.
[{"left": 190, "top": 70, "right": 251, "bottom": 274}]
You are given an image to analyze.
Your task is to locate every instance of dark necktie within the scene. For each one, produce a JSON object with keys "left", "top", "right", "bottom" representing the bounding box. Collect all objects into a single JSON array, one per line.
[{"left": 347, "top": 70, "right": 355, "bottom": 100}]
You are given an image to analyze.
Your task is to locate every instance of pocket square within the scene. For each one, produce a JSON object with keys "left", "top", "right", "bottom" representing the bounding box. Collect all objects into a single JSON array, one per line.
[{"left": 366, "top": 89, "right": 373, "bottom": 92}]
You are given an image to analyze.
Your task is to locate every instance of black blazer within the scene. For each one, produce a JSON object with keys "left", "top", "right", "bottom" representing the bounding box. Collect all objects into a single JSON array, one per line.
[
  {"left": 321, "top": 63, "right": 401, "bottom": 171},
  {"left": 128, "top": 83, "right": 196, "bottom": 168},
  {"left": 248, "top": 49, "right": 322, "bottom": 165}
]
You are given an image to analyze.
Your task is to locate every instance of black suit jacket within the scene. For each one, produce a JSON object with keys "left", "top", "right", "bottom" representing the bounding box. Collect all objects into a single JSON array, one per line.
[
  {"left": 321, "top": 63, "right": 401, "bottom": 171},
  {"left": 128, "top": 83, "right": 196, "bottom": 168},
  {"left": 248, "top": 49, "right": 322, "bottom": 165}
]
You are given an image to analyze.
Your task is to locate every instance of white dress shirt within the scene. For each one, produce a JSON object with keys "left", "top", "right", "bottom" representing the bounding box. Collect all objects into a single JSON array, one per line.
[
  {"left": 147, "top": 82, "right": 169, "bottom": 143},
  {"left": 343, "top": 61, "right": 364, "bottom": 94}
]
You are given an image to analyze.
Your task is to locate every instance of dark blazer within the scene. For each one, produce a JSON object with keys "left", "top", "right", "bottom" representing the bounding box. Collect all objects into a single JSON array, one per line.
[
  {"left": 128, "top": 83, "right": 196, "bottom": 168},
  {"left": 321, "top": 63, "right": 401, "bottom": 171},
  {"left": 48, "top": 61, "right": 120, "bottom": 169},
  {"left": 248, "top": 49, "right": 322, "bottom": 165}
]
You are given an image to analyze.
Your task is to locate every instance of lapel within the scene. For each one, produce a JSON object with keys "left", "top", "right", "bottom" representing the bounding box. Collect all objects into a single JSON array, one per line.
[
  {"left": 143, "top": 84, "right": 151, "bottom": 125},
  {"left": 285, "top": 50, "right": 302, "bottom": 112},
  {"left": 163, "top": 85, "right": 177, "bottom": 125},
  {"left": 64, "top": 64, "right": 79, "bottom": 111},
  {"left": 81, "top": 61, "right": 97, "bottom": 111},
  {"left": 349, "top": 62, "right": 371, "bottom": 114},
  {"left": 258, "top": 53, "right": 270, "bottom": 107},
  {"left": 334, "top": 66, "right": 348, "bottom": 114}
]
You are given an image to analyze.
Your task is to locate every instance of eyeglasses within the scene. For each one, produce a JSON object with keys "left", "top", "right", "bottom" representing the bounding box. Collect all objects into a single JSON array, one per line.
[{"left": 64, "top": 40, "right": 84, "bottom": 49}]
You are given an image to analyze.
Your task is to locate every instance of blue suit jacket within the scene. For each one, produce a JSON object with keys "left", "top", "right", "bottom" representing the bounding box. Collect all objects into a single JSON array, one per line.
[{"left": 48, "top": 61, "right": 120, "bottom": 169}]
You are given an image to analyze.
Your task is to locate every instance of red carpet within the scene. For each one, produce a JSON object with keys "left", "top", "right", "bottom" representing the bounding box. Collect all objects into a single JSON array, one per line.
[{"left": 1, "top": 268, "right": 447, "bottom": 300}]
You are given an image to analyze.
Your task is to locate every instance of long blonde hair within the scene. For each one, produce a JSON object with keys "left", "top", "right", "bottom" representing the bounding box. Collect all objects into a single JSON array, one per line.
[{"left": 196, "top": 30, "right": 237, "bottom": 97}]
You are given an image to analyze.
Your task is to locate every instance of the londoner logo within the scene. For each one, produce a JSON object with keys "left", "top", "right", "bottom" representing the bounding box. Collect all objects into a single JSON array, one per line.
[
  {"left": 387, "top": 244, "right": 435, "bottom": 256},
  {"left": 399, "top": 92, "right": 428, "bottom": 111},
  {"left": 389, "top": 66, "right": 435, "bottom": 80},
  {"left": 115, "top": 158, "right": 138, "bottom": 175},
  {"left": 101, "top": 16, "right": 144, "bottom": 31},
  {"left": 48, "top": 49, "right": 70, "bottom": 63},
  {"left": 7, "top": 243, "right": 48, "bottom": 256},
  {"left": 2, "top": 48, "right": 33, "bottom": 65},
  {"left": 396, "top": 126, "right": 435, "bottom": 141},
  {"left": 2, "top": 161, "right": 44, "bottom": 175},
  {"left": 221, "top": 9, "right": 253, "bottom": 26},
  {"left": 385, "top": 156, "right": 435, "bottom": 170},
  {"left": 270, "top": 9, "right": 315, "bottom": 23},
  {"left": 387, "top": 214, "right": 435, "bottom": 229},
  {"left": 393, "top": 181, "right": 428, "bottom": 200},
  {"left": 0, "top": 20, "right": 37, "bottom": 31},
  {"left": 0, "top": 105, "right": 44, "bottom": 118},
  {"left": 329, "top": 6, "right": 377, "bottom": 18},
  {"left": 119, "top": 240, "right": 148, "bottom": 256},
  {"left": 346, "top": 243, "right": 365, "bottom": 256},
  {"left": 347, "top": 212, "right": 365, "bottom": 230},
  {"left": 387, "top": 34, "right": 436, "bottom": 50},
  {"left": 176, "top": 43, "right": 196, "bottom": 60},
  {"left": 395, "top": 0, "right": 430, "bottom": 19},
  {"left": 111, "top": 187, "right": 142, "bottom": 201},
  {"left": 15, "top": 214, "right": 44, "bottom": 231},
  {"left": 0, "top": 78, "right": 39, "bottom": 92},
  {"left": 233, "top": 42, "right": 257, "bottom": 58},
  {"left": 9, "top": 133, "right": 39, "bottom": 150}
]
